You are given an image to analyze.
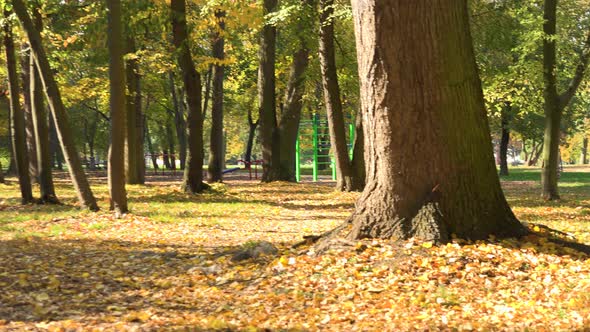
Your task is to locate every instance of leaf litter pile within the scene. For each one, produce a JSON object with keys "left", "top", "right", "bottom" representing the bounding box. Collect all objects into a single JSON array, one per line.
[{"left": 1, "top": 171, "right": 590, "bottom": 331}]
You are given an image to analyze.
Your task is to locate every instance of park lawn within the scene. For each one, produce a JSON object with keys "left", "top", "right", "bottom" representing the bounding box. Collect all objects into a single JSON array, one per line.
[{"left": 0, "top": 167, "right": 588, "bottom": 331}]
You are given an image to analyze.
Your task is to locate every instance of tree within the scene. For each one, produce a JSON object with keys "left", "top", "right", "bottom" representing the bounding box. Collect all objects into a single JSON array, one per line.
[
  {"left": 258, "top": 0, "right": 280, "bottom": 182},
  {"left": 319, "top": 0, "right": 361, "bottom": 192},
  {"left": 29, "top": 2, "right": 58, "bottom": 203},
  {"left": 3, "top": 13, "right": 33, "bottom": 204},
  {"left": 499, "top": 103, "right": 511, "bottom": 176},
  {"left": 277, "top": 0, "right": 314, "bottom": 182},
  {"left": 541, "top": 0, "right": 590, "bottom": 200},
  {"left": 208, "top": 9, "right": 226, "bottom": 183},
  {"left": 125, "top": 36, "right": 141, "bottom": 184},
  {"left": 171, "top": 0, "right": 207, "bottom": 193},
  {"left": 336, "top": 0, "right": 527, "bottom": 243},
  {"left": 107, "top": 0, "right": 128, "bottom": 215},
  {"left": 12, "top": 0, "right": 98, "bottom": 211}
]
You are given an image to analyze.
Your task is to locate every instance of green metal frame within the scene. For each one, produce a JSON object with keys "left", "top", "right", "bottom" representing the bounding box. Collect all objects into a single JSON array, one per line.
[{"left": 295, "top": 114, "right": 355, "bottom": 182}]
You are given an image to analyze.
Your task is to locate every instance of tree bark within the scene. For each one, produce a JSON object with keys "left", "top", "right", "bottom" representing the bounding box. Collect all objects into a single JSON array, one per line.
[
  {"left": 208, "top": 10, "right": 226, "bottom": 183},
  {"left": 582, "top": 136, "right": 588, "bottom": 164},
  {"left": 541, "top": 0, "right": 561, "bottom": 200},
  {"left": 351, "top": 111, "right": 365, "bottom": 187},
  {"left": 107, "top": 0, "right": 128, "bottom": 215},
  {"left": 21, "top": 45, "right": 38, "bottom": 182},
  {"left": 499, "top": 103, "right": 510, "bottom": 176},
  {"left": 541, "top": 0, "right": 590, "bottom": 200},
  {"left": 145, "top": 119, "right": 159, "bottom": 170},
  {"left": 258, "top": 0, "right": 281, "bottom": 182},
  {"left": 30, "top": 5, "right": 57, "bottom": 203},
  {"left": 125, "top": 36, "right": 141, "bottom": 184},
  {"left": 169, "top": 72, "right": 187, "bottom": 170},
  {"left": 13, "top": 0, "right": 98, "bottom": 211},
  {"left": 278, "top": 48, "right": 309, "bottom": 181},
  {"left": 4, "top": 14, "right": 34, "bottom": 204},
  {"left": 341, "top": 0, "right": 526, "bottom": 243},
  {"left": 0, "top": 159, "right": 4, "bottom": 184},
  {"left": 171, "top": 0, "right": 207, "bottom": 193},
  {"left": 319, "top": 0, "right": 360, "bottom": 191},
  {"left": 245, "top": 108, "right": 258, "bottom": 165}
]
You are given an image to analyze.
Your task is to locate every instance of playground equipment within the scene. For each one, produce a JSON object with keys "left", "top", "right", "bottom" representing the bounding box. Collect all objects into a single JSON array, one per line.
[
  {"left": 237, "top": 159, "right": 264, "bottom": 180},
  {"left": 295, "top": 114, "right": 354, "bottom": 182}
]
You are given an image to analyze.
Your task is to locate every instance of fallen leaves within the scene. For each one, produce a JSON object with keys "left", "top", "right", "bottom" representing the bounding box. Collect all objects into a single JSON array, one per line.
[{"left": 0, "top": 174, "right": 589, "bottom": 330}]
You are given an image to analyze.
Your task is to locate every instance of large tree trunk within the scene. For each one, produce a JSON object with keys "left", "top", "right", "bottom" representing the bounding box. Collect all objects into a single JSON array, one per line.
[
  {"left": 499, "top": 103, "right": 510, "bottom": 176},
  {"left": 125, "top": 37, "right": 140, "bottom": 184},
  {"left": 30, "top": 5, "right": 57, "bottom": 203},
  {"left": 319, "top": 0, "right": 360, "bottom": 191},
  {"left": 4, "top": 14, "right": 34, "bottom": 204},
  {"left": 258, "top": 0, "right": 281, "bottom": 182},
  {"left": 342, "top": 0, "right": 526, "bottom": 243},
  {"left": 208, "top": 10, "right": 226, "bottom": 183},
  {"left": 13, "top": 0, "right": 98, "bottom": 211},
  {"left": 21, "top": 45, "right": 38, "bottom": 183},
  {"left": 107, "top": 0, "right": 128, "bottom": 215},
  {"left": 171, "top": 0, "right": 207, "bottom": 193}
]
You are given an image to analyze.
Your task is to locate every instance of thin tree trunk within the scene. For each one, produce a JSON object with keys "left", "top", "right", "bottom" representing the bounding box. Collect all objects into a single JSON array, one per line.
[
  {"left": 340, "top": 0, "right": 526, "bottom": 243},
  {"left": 13, "top": 0, "right": 98, "bottom": 210},
  {"left": 30, "top": 6, "right": 57, "bottom": 203},
  {"left": 351, "top": 111, "right": 365, "bottom": 187},
  {"left": 4, "top": 14, "right": 34, "bottom": 204},
  {"left": 107, "top": 0, "right": 128, "bottom": 215},
  {"left": 499, "top": 103, "right": 510, "bottom": 176},
  {"left": 49, "top": 112, "right": 63, "bottom": 170},
  {"left": 21, "top": 44, "right": 38, "bottom": 182},
  {"left": 145, "top": 119, "right": 158, "bottom": 170},
  {"left": 125, "top": 37, "right": 140, "bottom": 184},
  {"left": 582, "top": 136, "right": 588, "bottom": 164},
  {"left": 245, "top": 108, "right": 258, "bottom": 165},
  {"left": 169, "top": 73, "right": 187, "bottom": 170},
  {"left": 171, "top": 0, "right": 207, "bottom": 193},
  {"left": 208, "top": 10, "right": 226, "bottom": 183},
  {"left": 319, "top": 0, "right": 360, "bottom": 191},
  {"left": 541, "top": 0, "right": 561, "bottom": 200},
  {"left": 258, "top": 0, "right": 280, "bottom": 182},
  {"left": 165, "top": 116, "right": 177, "bottom": 170},
  {"left": 278, "top": 14, "right": 311, "bottom": 181},
  {"left": 0, "top": 160, "right": 4, "bottom": 183},
  {"left": 541, "top": 0, "right": 590, "bottom": 200}
]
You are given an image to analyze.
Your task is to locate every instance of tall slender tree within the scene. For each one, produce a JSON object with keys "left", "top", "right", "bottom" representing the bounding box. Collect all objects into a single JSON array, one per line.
[
  {"left": 277, "top": 0, "right": 314, "bottom": 182},
  {"left": 258, "top": 0, "right": 280, "bottom": 182},
  {"left": 125, "top": 36, "right": 141, "bottom": 184},
  {"left": 12, "top": 0, "right": 98, "bottom": 211},
  {"left": 107, "top": 0, "right": 128, "bottom": 215},
  {"left": 30, "top": 3, "right": 57, "bottom": 203},
  {"left": 541, "top": 0, "right": 590, "bottom": 200},
  {"left": 3, "top": 14, "right": 33, "bottom": 204},
  {"left": 320, "top": 0, "right": 528, "bottom": 246},
  {"left": 499, "top": 103, "right": 511, "bottom": 176},
  {"left": 208, "top": 9, "right": 226, "bottom": 183},
  {"left": 171, "top": 0, "right": 207, "bottom": 193},
  {"left": 319, "top": 0, "right": 361, "bottom": 191}
]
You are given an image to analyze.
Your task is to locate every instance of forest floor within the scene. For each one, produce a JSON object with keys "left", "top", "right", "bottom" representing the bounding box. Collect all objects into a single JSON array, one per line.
[{"left": 0, "top": 166, "right": 589, "bottom": 331}]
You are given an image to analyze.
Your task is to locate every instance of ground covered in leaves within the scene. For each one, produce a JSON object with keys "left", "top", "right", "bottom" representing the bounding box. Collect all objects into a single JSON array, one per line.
[{"left": 1, "top": 167, "right": 589, "bottom": 331}]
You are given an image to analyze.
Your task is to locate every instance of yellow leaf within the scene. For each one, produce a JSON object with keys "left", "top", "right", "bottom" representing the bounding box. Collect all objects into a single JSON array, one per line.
[{"left": 422, "top": 242, "right": 433, "bottom": 248}]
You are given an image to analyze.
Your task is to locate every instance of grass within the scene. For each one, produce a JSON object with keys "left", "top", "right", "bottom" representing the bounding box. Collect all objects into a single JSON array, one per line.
[{"left": 0, "top": 166, "right": 588, "bottom": 330}]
